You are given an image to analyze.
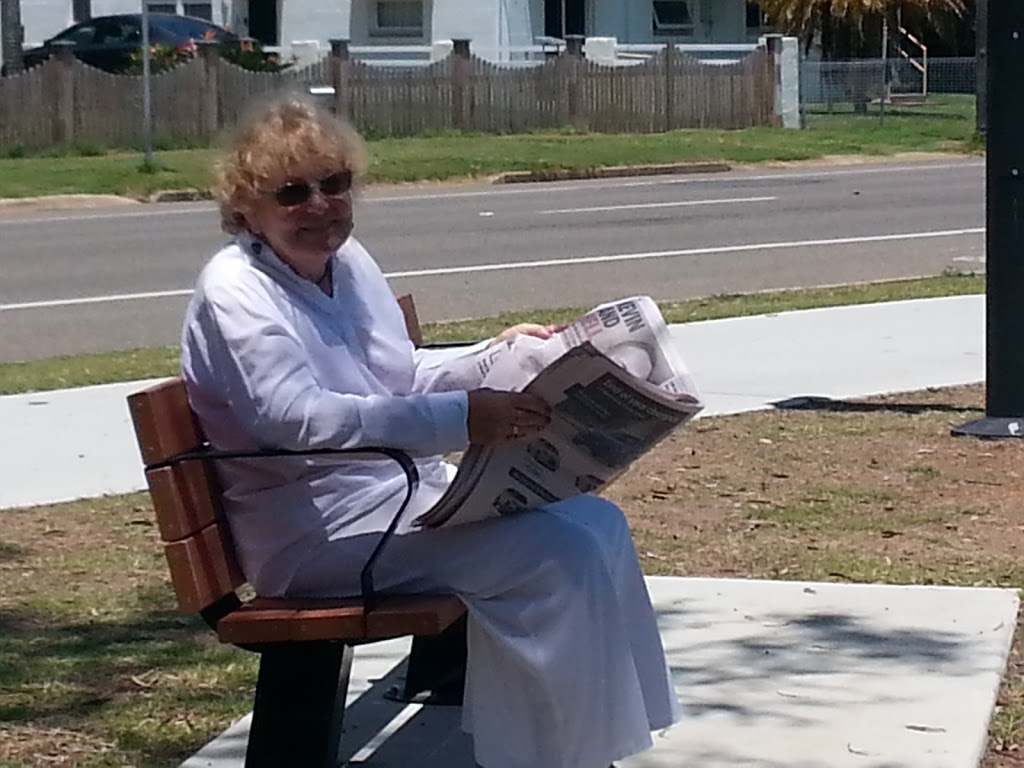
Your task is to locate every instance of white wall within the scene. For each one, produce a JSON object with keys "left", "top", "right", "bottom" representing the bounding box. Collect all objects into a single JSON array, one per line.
[
  {"left": 498, "top": 0, "right": 533, "bottom": 49},
  {"left": 706, "top": 0, "right": 743, "bottom": 42},
  {"left": 591, "top": 0, "right": 625, "bottom": 39},
  {"left": 20, "top": 0, "right": 74, "bottom": 46},
  {"left": 597, "top": 0, "right": 748, "bottom": 45},
  {"left": 433, "top": 0, "right": 497, "bottom": 48},
  {"left": 280, "top": 0, "right": 349, "bottom": 47},
  {"left": 619, "top": 1, "right": 656, "bottom": 44}
]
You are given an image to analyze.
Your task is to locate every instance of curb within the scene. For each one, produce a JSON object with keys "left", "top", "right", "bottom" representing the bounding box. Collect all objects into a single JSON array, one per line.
[
  {"left": 148, "top": 188, "right": 213, "bottom": 203},
  {"left": 0, "top": 193, "right": 140, "bottom": 212},
  {"left": 492, "top": 162, "right": 731, "bottom": 184},
  {"left": 1, "top": 164, "right": 731, "bottom": 212}
]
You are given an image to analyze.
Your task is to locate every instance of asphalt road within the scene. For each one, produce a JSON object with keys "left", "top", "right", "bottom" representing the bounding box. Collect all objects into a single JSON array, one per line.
[{"left": 0, "top": 157, "right": 985, "bottom": 362}]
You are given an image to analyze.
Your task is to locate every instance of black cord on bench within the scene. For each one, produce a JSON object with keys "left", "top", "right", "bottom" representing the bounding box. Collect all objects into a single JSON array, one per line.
[{"left": 149, "top": 444, "right": 419, "bottom": 617}]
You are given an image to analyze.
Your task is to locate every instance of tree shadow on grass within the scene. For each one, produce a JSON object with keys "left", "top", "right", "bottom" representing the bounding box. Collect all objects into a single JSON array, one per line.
[
  {"left": 0, "top": 541, "right": 28, "bottom": 562},
  {"left": 0, "top": 584, "right": 257, "bottom": 764}
]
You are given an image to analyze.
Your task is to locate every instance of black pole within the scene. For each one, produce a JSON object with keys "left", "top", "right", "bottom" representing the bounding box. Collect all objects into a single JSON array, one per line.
[
  {"left": 952, "top": 0, "right": 1024, "bottom": 439},
  {"left": 976, "top": 0, "right": 988, "bottom": 134}
]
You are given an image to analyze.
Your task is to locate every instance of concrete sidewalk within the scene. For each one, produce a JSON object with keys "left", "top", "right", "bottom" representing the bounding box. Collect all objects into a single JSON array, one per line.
[
  {"left": 182, "top": 577, "right": 1017, "bottom": 768},
  {"left": 0, "top": 294, "right": 986, "bottom": 510},
  {"left": 2, "top": 293, "right": 1015, "bottom": 768}
]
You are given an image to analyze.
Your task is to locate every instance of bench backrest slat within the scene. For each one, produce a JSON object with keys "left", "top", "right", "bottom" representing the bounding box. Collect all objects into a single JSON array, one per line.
[
  {"left": 128, "top": 378, "right": 245, "bottom": 613},
  {"left": 146, "top": 464, "right": 219, "bottom": 541},
  {"left": 127, "top": 377, "right": 204, "bottom": 465},
  {"left": 396, "top": 293, "right": 423, "bottom": 347},
  {"left": 165, "top": 523, "right": 246, "bottom": 613}
]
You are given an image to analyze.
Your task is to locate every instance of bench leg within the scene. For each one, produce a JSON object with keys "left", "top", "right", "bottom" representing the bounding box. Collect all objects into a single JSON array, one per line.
[
  {"left": 245, "top": 641, "right": 354, "bottom": 768},
  {"left": 400, "top": 613, "right": 467, "bottom": 705}
]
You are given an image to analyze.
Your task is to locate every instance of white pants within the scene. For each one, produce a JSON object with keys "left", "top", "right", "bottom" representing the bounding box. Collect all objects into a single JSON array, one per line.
[{"left": 288, "top": 495, "right": 682, "bottom": 768}]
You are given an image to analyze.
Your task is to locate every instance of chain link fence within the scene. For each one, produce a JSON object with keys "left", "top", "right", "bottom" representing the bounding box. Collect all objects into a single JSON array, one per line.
[{"left": 800, "top": 56, "right": 976, "bottom": 107}]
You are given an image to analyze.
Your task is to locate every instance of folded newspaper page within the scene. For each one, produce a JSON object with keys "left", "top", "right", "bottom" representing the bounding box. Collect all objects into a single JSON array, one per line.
[{"left": 414, "top": 297, "right": 704, "bottom": 528}]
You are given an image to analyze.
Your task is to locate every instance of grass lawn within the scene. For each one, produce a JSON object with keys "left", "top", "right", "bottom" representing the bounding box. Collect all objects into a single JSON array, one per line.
[{"left": 0, "top": 95, "right": 979, "bottom": 199}]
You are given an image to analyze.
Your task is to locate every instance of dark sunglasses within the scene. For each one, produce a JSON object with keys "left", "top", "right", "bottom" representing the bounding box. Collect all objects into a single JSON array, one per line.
[{"left": 273, "top": 170, "right": 353, "bottom": 207}]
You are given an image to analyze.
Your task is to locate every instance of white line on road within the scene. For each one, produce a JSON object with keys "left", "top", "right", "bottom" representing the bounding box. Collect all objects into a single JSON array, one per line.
[
  {"left": 539, "top": 196, "right": 775, "bottom": 215},
  {"left": 613, "top": 161, "right": 984, "bottom": 189},
  {"left": 0, "top": 227, "right": 984, "bottom": 311},
  {"left": 385, "top": 227, "right": 985, "bottom": 278},
  {"left": 0, "top": 288, "right": 194, "bottom": 311},
  {"left": 0, "top": 206, "right": 212, "bottom": 225},
  {"left": 369, "top": 162, "right": 982, "bottom": 201},
  {"left": 0, "top": 161, "right": 982, "bottom": 224}
]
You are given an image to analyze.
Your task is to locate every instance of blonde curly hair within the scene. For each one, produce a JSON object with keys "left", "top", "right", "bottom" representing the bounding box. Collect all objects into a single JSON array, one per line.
[{"left": 213, "top": 93, "right": 369, "bottom": 234}]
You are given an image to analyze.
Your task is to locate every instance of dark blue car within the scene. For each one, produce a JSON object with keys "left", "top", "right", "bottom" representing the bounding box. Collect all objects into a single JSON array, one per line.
[{"left": 19, "top": 14, "right": 237, "bottom": 73}]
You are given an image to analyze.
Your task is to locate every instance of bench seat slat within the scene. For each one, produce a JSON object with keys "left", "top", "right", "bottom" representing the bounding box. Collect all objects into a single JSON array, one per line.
[{"left": 217, "top": 594, "right": 466, "bottom": 644}]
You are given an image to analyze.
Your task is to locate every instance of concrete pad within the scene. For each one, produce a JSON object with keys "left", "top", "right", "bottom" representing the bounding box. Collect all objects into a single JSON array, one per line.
[
  {"left": 676, "top": 295, "right": 985, "bottom": 418},
  {"left": 0, "top": 378, "right": 166, "bottom": 509},
  {"left": 181, "top": 577, "right": 1019, "bottom": 768}
]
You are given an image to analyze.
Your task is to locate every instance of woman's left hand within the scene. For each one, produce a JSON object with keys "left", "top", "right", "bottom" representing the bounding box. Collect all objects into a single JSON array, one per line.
[{"left": 488, "top": 323, "right": 563, "bottom": 348}]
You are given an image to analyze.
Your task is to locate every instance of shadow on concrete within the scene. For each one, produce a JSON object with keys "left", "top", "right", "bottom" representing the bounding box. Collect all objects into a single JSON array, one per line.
[
  {"left": 177, "top": 580, "right": 1016, "bottom": 767},
  {"left": 653, "top": 597, "right": 986, "bottom": 730},
  {"left": 329, "top": 594, "right": 993, "bottom": 766},
  {"left": 771, "top": 395, "right": 984, "bottom": 415}
]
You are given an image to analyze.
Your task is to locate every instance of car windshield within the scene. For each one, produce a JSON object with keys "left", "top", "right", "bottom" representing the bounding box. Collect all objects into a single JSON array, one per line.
[{"left": 54, "top": 23, "right": 100, "bottom": 45}]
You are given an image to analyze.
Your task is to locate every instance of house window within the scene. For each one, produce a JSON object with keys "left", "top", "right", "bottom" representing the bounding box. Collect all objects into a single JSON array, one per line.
[
  {"left": 147, "top": 2, "right": 177, "bottom": 14},
  {"left": 652, "top": 0, "right": 694, "bottom": 35},
  {"left": 184, "top": 2, "right": 213, "bottom": 20},
  {"left": 371, "top": 0, "right": 424, "bottom": 37}
]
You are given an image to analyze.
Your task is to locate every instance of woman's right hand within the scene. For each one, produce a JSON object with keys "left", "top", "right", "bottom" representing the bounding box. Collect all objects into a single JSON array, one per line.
[{"left": 467, "top": 388, "right": 551, "bottom": 445}]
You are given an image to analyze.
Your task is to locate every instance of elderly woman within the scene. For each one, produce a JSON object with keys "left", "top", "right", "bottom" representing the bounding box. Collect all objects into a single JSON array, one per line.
[{"left": 180, "top": 95, "right": 680, "bottom": 768}]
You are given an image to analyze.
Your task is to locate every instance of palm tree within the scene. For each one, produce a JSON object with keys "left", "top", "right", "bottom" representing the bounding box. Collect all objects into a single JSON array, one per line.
[
  {"left": 757, "top": 0, "right": 967, "bottom": 60},
  {"left": 1, "top": 0, "right": 24, "bottom": 74}
]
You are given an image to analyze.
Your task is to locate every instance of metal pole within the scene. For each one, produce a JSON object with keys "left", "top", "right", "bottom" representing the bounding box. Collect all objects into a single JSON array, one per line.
[
  {"left": 952, "top": 0, "right": 1024, "bottom": 438},
  {"left": 880, "top": 17, "right": 888, "bottom": 125},
  {"left": 141, "top": 0, "right": 153, "bottom": 168},
  {"left": 977, "top": 0, "right": 988, "bottom": 134}
]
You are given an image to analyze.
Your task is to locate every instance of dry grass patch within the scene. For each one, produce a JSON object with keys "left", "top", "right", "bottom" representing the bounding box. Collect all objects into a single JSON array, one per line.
[{"left": 0, "top": 496, "right": 257, "bottom": 767}]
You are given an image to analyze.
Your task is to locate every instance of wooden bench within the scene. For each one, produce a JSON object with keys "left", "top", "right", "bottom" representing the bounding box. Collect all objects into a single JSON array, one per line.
[{"left": 126, "top": 294, "right": 467, "bottom": 768}]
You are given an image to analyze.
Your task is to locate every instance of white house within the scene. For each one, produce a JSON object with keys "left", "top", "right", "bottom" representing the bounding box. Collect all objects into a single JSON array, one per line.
[
  {"left": 345, "top": 0, "right": 759, "bottom": 52},
  {"left": 15, "top": 0, "right": 760, "bottom": 55}
]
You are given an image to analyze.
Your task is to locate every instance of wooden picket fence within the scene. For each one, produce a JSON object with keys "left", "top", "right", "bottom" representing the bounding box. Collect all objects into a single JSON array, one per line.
[{"left": 0, "top": 40, "right": 777, "bottom": 150}]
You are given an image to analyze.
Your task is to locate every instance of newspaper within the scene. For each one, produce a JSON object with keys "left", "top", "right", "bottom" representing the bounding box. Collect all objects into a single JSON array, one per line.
[{"left": 414, "top": 297, "right": 704, "bottom": 528}]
